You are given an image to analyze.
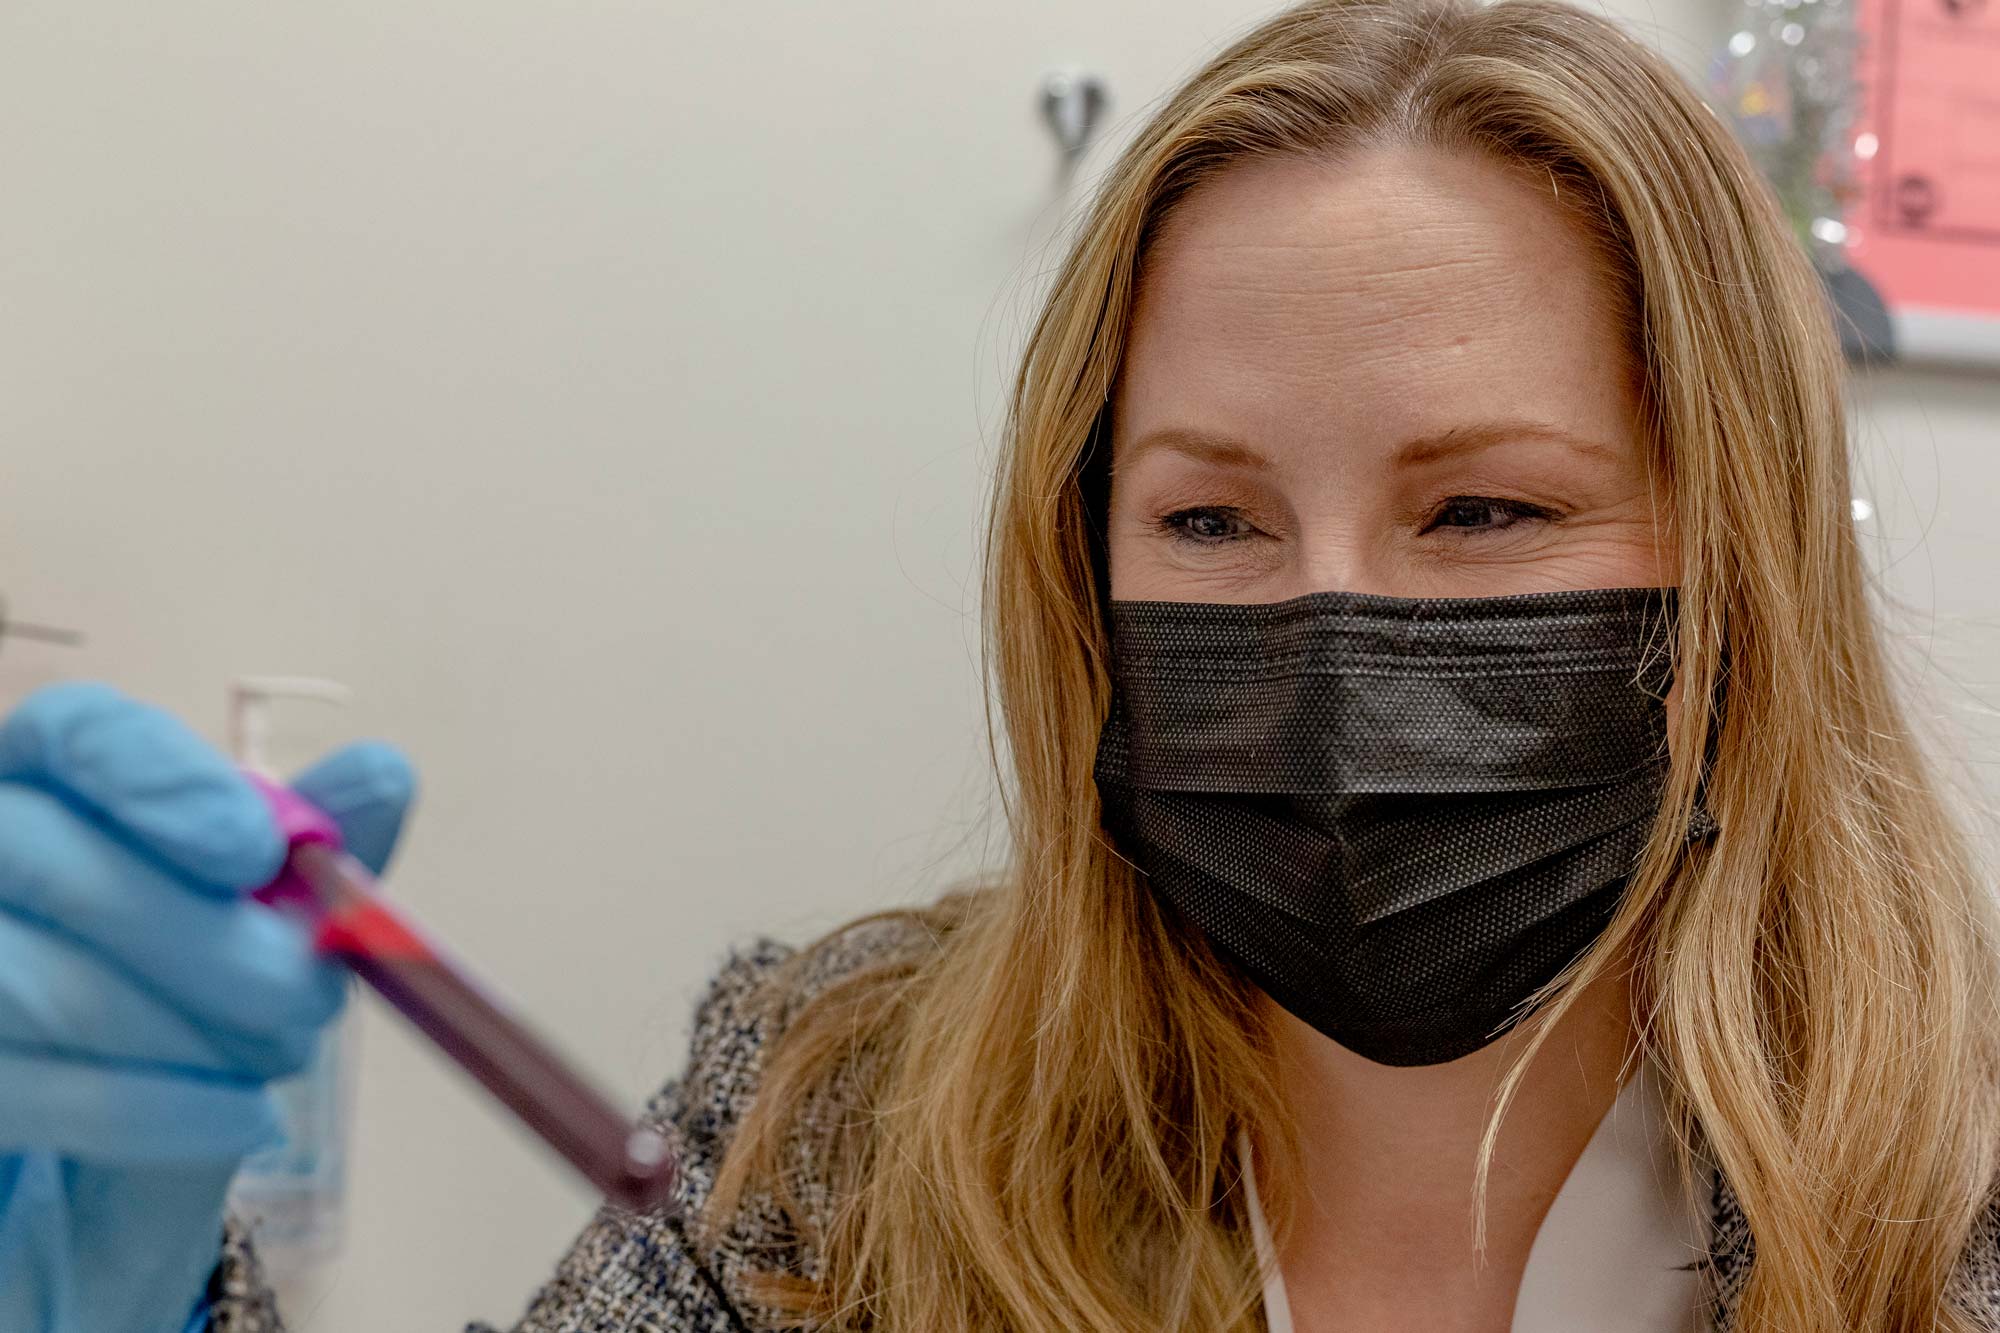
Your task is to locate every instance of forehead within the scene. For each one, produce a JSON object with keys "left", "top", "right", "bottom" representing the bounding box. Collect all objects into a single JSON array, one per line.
[{"left": 1115, "top": 144, "right": 1635, "bottom": 455}]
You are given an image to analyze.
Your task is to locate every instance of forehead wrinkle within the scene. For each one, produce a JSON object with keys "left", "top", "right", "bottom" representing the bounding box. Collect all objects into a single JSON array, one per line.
[
  {"left": 1136, "top": 270, "right": 1535, "bottom": 359},
  {"left": 1141, "top": 238, "right": 1539, "bottom": 348},
  {"left": 1148, "top": 163, "right": 1596, "bottom": 321},
  {"left": 1164, "top": 225, "right": 1510, "bottom": 286}
]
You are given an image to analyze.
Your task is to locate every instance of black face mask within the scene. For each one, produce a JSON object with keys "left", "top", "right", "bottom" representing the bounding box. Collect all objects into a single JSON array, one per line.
[{"left": 1092, "top": 586, "right": 1711, "bottom": 1067}]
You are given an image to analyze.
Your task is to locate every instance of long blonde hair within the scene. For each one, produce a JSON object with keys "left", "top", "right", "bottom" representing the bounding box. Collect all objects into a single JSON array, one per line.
[{"left": 709, "top": 2, "right": 2000, "bottom": 1328}]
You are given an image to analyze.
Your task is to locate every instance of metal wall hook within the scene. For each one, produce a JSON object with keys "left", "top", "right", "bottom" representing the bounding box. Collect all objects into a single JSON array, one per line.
[{"left": 1041, "top": 69, "right": 1110, "bottom": 169}]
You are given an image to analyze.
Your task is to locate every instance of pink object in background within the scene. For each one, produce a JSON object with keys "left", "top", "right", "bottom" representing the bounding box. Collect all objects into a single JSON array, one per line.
[{"left": 1848, "top": 0, "right": 2000, "bottom": 317}]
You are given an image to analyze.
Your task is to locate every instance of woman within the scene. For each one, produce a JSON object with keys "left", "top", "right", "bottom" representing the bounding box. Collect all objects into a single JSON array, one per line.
[{"left": 3, "top": 0, "right": 1997, "bottom": 1329}]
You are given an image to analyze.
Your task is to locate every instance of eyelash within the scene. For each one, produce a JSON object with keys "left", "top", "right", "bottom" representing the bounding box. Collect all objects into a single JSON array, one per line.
[{"left": 1154, "top": 497, "right": 1559, "bottom": 546}]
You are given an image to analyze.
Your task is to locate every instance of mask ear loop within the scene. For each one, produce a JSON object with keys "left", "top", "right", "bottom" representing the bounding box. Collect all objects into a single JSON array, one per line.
[{"left": 1078, "top": 402, "right": 1114, "bottom": 623}]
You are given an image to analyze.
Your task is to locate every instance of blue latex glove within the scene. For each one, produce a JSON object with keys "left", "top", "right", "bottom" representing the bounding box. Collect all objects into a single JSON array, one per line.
[{"left": 0, "top": 682, "right": 415, "bottom": 1333}]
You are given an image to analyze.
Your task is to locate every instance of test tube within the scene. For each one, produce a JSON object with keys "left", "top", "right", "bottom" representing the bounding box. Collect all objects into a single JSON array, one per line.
[{"left": 253, "top": 779, "right": 678, "bottom": 1214}]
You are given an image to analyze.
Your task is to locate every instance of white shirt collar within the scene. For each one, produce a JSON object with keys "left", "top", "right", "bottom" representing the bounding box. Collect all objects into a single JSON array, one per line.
[{"left": 1241, "top": 1060, "right": 1709, "bottom": 1331}]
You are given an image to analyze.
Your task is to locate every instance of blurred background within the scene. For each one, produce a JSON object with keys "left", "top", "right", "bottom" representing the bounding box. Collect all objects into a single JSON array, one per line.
[{"left": 1, "top": 0, "right": 1993, "bottom": 1327}]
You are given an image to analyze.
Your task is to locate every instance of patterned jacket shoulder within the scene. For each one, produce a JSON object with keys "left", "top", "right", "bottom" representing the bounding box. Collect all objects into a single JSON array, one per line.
[
  {"left": 1950, "top": 1191, "right": 2000, "bottom": 1326},
  {"left": 1704, "top": 1161, "right": 2000, "bottom": 1330},
  {"left": 205, "top": 913, "right": 942, "bottom": 1333}
]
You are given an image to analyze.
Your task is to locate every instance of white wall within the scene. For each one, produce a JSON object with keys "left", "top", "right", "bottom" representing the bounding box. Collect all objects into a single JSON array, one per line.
[
  {"left": 5, "top": 1, "right": 1992, "bottom": 1329},
  {"left": 1849, "top": 369, "right": 2000, "bottom": 852}
]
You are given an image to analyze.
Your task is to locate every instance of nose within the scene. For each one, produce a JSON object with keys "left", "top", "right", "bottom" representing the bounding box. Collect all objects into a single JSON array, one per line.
[{"left": 1279, "top": 531, "right": 1403, "bottom": 600}]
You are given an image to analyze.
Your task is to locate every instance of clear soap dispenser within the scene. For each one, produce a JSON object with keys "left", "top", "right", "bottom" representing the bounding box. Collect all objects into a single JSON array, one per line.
[{"left": 225, "top": 675, "right": 356, "bottom": 1273}]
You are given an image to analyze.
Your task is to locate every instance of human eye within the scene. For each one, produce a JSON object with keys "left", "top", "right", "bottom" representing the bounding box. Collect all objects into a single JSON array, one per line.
[
  {"left": 1419, "top": 496, "right": 1559, "bottom": 536},
  {"left": 1154, "top": 505, "right": 1259, "bottom": 546}
]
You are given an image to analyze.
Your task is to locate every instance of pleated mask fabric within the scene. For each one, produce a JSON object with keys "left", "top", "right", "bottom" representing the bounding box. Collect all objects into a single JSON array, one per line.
[{"left": 1092, "top": 585, "right": 1711, "bottom": 1067}]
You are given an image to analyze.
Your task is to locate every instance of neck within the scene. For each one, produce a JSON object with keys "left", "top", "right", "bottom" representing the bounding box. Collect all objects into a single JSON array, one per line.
[{"left": 1259, "top": 961, "right": 1637, "bottom": 1331}]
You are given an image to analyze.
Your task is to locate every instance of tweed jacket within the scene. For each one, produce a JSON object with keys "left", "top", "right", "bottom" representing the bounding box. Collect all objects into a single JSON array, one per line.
[{"left": 206, "top": 916, "right": 2000, "bottom": 1332}]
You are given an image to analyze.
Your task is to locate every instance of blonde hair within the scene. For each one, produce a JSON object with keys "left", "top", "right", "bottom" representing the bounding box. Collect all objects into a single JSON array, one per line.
[{"left": 709, "top": 1, "right": 2000, "bottom": 1328}]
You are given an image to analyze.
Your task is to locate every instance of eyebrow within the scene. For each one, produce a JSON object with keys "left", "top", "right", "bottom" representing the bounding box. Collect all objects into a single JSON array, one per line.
[{"left": 1118, "top": 419, "right": 1618, "bottom": 471}]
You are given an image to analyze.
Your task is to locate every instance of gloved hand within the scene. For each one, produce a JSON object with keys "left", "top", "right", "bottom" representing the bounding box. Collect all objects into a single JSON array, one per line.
[{"left": 0, "top": 682, "right": 415, "bottom": 1333}]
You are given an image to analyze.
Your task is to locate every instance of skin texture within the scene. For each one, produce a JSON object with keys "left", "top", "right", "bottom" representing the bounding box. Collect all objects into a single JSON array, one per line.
[{"left": 1106, "top": 144, "right": 1676, "bottom": 1331}]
